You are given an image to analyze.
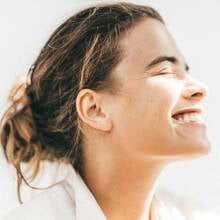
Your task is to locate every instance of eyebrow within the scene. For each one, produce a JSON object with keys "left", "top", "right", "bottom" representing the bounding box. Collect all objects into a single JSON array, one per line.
[{"left": 146, "top": 55, "right": 189, "bottom": 72}]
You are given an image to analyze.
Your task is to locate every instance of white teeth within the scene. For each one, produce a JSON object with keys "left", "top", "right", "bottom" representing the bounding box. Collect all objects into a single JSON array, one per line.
[
  {"left": 174, "top": 112, "right": 202, "bottom": 123},
  {"left": 178, "top": 117, "right": 184, "bottom": 122},
  {"left": 183, "top": 114, "right": 190, "bottom": 123}
]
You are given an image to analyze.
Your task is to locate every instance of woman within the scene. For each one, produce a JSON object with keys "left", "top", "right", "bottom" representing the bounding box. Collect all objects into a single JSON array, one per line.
[{"left": 0, "top": 2, "right": 211, "bottom": 219}]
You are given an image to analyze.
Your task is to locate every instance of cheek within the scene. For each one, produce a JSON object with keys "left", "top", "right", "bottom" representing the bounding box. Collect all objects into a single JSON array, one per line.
[
  {"left": 137, "top": 79, "right": 182, "bottom": 140},
  {"left": 113, "top": 78, "right": 182, "bottom": 135},
  {"left": 146, "top": 78, "right": 182, "bottom": 114}
]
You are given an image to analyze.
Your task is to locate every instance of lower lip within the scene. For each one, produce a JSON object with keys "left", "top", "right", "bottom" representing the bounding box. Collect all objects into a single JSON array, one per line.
[{"left": 172, "top": 119, "right": 206, "bottom": 128}]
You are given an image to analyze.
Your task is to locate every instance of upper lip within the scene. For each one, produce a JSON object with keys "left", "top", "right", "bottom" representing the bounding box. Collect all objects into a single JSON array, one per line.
[{"left": 171, "top": 107, "right": 203, "bottom": 117}]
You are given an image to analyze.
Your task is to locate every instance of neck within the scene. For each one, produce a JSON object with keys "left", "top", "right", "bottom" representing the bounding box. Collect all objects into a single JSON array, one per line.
[{"left": 82, "top": 145, "right": 166, "bottom": 220}]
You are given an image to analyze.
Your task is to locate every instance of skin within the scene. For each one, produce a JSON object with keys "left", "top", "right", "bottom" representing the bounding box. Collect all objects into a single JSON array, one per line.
[{"left": 76, "top": 18, "right": 210, "bottom": 220}]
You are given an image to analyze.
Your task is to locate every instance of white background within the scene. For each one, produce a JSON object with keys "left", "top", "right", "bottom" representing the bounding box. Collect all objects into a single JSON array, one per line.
[{"left": 1, "top": 0, "right": 220, "bottom": 217}]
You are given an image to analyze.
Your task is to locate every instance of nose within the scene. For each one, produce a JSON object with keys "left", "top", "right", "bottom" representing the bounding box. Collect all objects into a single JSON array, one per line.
[{"left": 182, "top": 76, "right": 208, "bottom": 101}]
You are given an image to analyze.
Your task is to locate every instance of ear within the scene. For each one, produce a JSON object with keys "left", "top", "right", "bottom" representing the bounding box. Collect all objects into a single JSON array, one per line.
[{"left": 76, "top": 89, "right": 113, "bottom": 132}]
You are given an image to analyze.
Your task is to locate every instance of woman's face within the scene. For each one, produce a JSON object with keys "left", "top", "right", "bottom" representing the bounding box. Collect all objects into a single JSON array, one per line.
[{"left": 107, "top": 18, "right": 210, "bottom": 162}]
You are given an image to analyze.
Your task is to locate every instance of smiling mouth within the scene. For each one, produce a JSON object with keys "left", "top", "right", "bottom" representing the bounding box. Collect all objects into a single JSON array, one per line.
[{"left": 172, "top": 109, "right": 202, "bottom": 124}]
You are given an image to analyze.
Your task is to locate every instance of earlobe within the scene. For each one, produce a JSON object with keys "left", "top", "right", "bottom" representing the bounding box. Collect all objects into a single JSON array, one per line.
[{"left": 76, "top": 89, "right": 112, "bottom": 132}]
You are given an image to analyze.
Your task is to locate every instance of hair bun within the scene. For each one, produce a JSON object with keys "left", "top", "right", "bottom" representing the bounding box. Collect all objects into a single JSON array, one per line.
[{"left": 8, "top": 75, "right": 30, "bottom": 112}]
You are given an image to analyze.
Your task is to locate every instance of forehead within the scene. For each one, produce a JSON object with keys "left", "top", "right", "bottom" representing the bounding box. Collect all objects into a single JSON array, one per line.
[{"left": 113, "top": 18, "right": 186, "bottom": 79}]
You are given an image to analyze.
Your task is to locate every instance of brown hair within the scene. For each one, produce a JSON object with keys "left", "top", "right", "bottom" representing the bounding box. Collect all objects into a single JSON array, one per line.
[{"left": 0, "top": 2, "right": 163, "bottom": 202}]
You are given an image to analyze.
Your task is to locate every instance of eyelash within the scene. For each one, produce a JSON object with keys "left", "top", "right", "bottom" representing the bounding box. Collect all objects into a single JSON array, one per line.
[
  {"left": 153, "top": 71, "right": 176, "bottom": 77},
  {"left": 159, "top": 72, "right": 175, "bottom": 75},
  {"left": 153, "top": 67, "right": 177, "bottom": 77}
]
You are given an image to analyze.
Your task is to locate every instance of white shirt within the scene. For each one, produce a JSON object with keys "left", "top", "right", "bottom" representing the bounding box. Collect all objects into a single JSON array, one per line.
[
  {"left": 1, "top": 165, "right": 106, "bottom": 220},
  {"left": 1, "top": 164, "right": 219, "bottom": 220}
]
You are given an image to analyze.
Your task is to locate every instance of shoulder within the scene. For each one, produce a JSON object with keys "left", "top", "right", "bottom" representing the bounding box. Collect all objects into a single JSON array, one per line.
[
  {"left": 155, "top": 188, "right": 220, "bottom": 220},
  {"left": 1, "top": 181, "right": 76, "bottom": 220}
]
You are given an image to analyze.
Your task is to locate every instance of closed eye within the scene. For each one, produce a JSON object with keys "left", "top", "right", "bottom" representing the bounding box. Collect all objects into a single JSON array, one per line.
[
  {"left": 153, "top": 66, "right": 176, "bottom": 77},
  {"left": 156, "top": 71, "right": 177, "bottom": 78},
  {"left": 158, "top": 72, "right": 175, "bottom": 75}
]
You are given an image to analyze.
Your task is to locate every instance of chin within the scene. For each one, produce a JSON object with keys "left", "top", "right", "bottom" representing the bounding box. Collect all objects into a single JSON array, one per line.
[
  {"left": 175, "top": 139, "right": 211, "bottom": 160},
  {"left": 172, "top": 121, "right": 211, "bottom": 159}
]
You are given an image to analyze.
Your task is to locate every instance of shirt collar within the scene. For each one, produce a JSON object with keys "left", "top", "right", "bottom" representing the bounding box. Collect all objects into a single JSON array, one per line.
[{"left": 65, "top": 165, "right": 106, "bottom": 220}]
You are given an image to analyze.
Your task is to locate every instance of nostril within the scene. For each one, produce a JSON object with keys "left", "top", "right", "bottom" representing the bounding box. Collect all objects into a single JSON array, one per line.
[
  {"left": 183, "top": 88, "right": 206, "bottom": 100},
  {"left": 191, "top": 92, "right": 203, "bottom": 98}
]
